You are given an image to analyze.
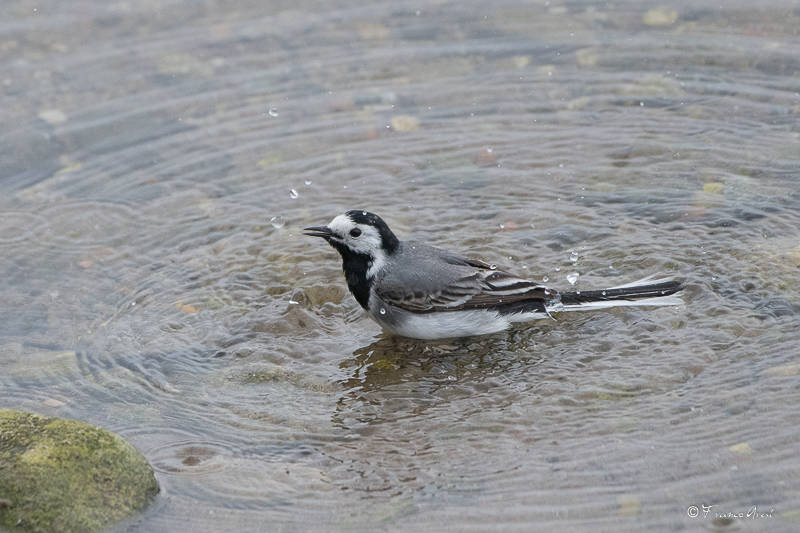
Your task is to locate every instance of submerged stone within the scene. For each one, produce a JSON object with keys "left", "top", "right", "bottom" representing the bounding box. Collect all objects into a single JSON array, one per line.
[
  {"left": 0, "top": 409, "right": 158, "bottom": 533},
  {"left": 728, "top": 441, "right": 753, "bottom": 455},
  {"left": 390, "top": 115, "right": 420, "bottom": 132},
  {"left": 642, "top": 8, "right": 678, "bottom": 26}
]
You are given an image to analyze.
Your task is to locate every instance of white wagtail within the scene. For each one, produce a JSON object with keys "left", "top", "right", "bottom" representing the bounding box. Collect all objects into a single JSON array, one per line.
[{"left": 304, "top": 210, "right": 683, "bottom": 340}]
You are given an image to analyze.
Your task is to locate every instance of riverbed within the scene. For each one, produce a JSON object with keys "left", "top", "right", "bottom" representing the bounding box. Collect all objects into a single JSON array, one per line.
[{"left": 1, "top": 0, "right": 799, "bottom": 531}]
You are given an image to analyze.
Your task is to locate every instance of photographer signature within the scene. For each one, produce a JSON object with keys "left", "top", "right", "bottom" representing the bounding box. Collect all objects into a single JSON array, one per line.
[{"left": 687, "top": 504, "right": 775, "bottom": 520}]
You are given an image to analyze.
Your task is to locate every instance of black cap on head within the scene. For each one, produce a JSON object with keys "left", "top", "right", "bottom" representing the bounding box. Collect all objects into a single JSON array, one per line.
[{"left": 346, "top": 210, "right": 399, "bottom": 254}]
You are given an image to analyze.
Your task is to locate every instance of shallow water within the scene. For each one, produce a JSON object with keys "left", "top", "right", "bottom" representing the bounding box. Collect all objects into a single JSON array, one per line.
[{"left": 2, "top": 0, "right": 800, "bottom": 531}]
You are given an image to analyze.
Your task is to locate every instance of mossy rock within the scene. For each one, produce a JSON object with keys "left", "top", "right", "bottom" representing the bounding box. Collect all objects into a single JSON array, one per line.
[{"left": 0, "top": 409, "right": 158, "bottom": 533}]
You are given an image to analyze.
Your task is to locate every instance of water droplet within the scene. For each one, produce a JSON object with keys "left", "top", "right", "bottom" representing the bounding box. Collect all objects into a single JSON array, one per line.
[
  {"left": 554, "top": 266, "right": 561, "bottom": 272},
  {"left": 576, "top": 290, "right": 581, "bottom": 295},
  {"left": 660, "top": 290, "right": 665, "bottom": 295},
  {"left": 489, "top": 264, "right": 497, "bottom": 270},
  {"left": 544, "top": 289, "right": 551, "bottom": 296},
  {"left": 487, "top": 147, "right": 493, "bottom": 153},
  {"left": 566, "top": 272, "right": 579, "bottom": 285},
  {"left": 542, "top": 276, "right": 549, "bottom": 283},
  {"left": 362, "top": 211, "right": 367, "bottom": 215},
  {"left": 379, "top": 307, "right": 386, "bottom": 315},
  {"left": 639, "top": 101, "right": 645, "bottom": 107},
  {"left": 268, "top": 108, "right": 279, "bottom": 117},
  {"left": 569, "top": 251, "right": 578, "bottom": 263},
  {"left": 499, "top": 224, "right": 505, "bottom": 230},
  {"left": 601, "top": 290, "right": 606, "bottom": 296},
  {"left": 269, "top": 216, "right": 285, "bottom": 229},
  {"left": 304, "top": 180, "right": 312, "bottom": 186},
  {"left": 289, "top": 189, "right": 298, "bottom": 199}
]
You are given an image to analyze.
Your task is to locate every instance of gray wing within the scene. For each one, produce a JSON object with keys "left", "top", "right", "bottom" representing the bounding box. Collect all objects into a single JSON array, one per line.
[{"left": 375, "top": 242, "right": 551, "bottom": 313}]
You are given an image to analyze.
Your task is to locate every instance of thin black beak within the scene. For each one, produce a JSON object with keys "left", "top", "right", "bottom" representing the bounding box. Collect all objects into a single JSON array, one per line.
[{"left": 303, "top": 226, "right": 333, "bottom": 238}]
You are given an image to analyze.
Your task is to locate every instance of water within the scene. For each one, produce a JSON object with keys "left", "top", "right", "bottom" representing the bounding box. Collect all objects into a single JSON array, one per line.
[{"left": 2, "top": 0, "right": 800, "bottom": 531}]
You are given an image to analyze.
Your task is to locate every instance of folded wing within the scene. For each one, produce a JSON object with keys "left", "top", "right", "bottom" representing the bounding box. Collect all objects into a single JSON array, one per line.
[{"left": 375, "top": 243, "right": 551, "bottom": 313}]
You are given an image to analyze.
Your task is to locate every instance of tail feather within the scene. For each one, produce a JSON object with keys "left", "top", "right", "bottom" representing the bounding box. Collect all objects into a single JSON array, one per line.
[
  {"left": 548, "top": 277, "right": 684, "bottom": 313},
  {"left": 607, "top": 274, "right": 677, "bottom": 290}
]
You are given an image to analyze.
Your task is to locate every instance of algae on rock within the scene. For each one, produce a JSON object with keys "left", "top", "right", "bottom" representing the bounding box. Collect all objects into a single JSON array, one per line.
[{"left": 0, "top": 409, "right": 158, "bottom": 533}]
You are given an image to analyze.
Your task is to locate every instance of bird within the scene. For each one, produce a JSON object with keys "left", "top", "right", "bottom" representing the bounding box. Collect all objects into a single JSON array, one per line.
[{"left": 304, "top": 210, "right": 683, "bottom": 340}]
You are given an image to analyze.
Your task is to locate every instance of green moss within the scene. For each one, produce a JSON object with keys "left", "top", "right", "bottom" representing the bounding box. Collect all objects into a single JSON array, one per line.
[
  {"left": 370, "top": 359, "right": 399, "bottom": 371},
  {"left": 0, "top": 409, "right": 158, "bottom": 533}
]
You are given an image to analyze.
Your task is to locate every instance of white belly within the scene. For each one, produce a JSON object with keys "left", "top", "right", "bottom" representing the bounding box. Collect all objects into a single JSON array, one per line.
[{"left": 373, "top": 308, "right": 510, "bottom": 340}]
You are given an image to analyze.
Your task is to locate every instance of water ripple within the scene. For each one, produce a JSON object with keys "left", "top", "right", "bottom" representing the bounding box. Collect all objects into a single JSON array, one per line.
[{"left": 2, "top": 0, "right": 800, "bottom": 531}]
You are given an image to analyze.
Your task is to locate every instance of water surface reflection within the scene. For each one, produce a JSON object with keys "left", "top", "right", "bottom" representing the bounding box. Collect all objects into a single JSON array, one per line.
[{"left": 2, "top": 0, "right": 799, "bottom": 531}]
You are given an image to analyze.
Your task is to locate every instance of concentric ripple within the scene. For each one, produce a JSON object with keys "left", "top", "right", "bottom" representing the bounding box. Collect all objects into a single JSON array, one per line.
[
  {"left": 36, "top": 200, "right": 143, "bottom": 250},
  {"left": 1, "top": 0, "right": 799, "bottom": 532},
  {"left": 0, "top": 211, "right": 47, "bottom": 245},
  {"left": 149, "top": 440, "right": 234, "bottom": 476}
]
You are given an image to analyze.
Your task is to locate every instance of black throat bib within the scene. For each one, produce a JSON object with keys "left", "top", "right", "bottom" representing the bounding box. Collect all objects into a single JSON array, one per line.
[{"left": 330, "top": 241, "right": 373, "bottom": 310}]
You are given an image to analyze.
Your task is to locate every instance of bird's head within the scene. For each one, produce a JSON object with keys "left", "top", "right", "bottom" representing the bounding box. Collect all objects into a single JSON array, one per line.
[{"left": 304, "top": 210, "right": 399, "bottom": 260}]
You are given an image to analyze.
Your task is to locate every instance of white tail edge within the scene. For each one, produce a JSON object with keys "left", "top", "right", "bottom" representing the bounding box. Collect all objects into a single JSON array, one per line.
[{"left": 547, "top": 294, "right": 684, "bottom": 313}]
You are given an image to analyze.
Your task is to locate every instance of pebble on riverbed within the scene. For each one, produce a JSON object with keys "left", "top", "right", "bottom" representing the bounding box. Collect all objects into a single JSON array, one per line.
[
  {"left": 642, "top": 8, "right": 678, "bottom": 26},
  {"left": 728, "top": 442, "right": 753, "bottom": 455},
  {"left": 390, "top": 115, "right": 420, "bottom": 132},
  {"left": 37, "top": 109, "right": 68, "bottom": 125},
  {"left": 617, "top": 494, "right": 641, "bottom": 517},
  {"left": 762, "top": 363, "right": 800, "bottom": 377},
  {"left": 473, "top": 147, "right": 498, "bottom": 167},
  {"left": 229, "top": 363, "right": 337, "bottom": 393},
  {"left": 176, "top": 301, "right": 199, "bottom": 314},
  {"left": 787, "top": 245, "right": 800, "bottom": 268}
]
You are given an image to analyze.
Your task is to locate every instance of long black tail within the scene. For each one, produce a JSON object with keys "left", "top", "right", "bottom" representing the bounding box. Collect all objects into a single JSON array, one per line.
[
  {"left": 559, "top": 279, "right": 683, "bottom": 306},
  {"left": 544, "top": 276, "right": 683, "bottom": 314}
]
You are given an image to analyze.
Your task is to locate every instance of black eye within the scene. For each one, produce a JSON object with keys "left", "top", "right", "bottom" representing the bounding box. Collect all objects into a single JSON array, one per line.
[{"left": 349, "top": 228, "right": 362, "bottom": 238}]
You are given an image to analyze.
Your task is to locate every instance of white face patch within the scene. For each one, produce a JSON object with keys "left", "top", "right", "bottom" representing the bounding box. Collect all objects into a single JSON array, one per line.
[{"left": 327, "top": 214, "right": 387, "bottom": 277}]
